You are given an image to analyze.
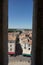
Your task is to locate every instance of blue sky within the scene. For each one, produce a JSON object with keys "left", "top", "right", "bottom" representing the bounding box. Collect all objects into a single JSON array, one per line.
[{"left": 8, "top": 0, "right": 33, "bottom": 29}]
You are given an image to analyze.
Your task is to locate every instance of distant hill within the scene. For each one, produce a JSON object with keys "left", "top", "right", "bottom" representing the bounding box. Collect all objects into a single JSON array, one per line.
[
  {"left": 8, "top": 29, "right": 21, "bottom": 32},
  {"left": 8, "top": 29, "right": 32, "bottom": 32},
  {"left": 24, "top": 29, "right": 32, "bottom": 31}
]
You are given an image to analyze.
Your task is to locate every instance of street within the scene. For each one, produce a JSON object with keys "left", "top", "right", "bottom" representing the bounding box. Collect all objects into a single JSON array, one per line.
[{"left": 8, "top": 55, "right": 31, "bottom": 65}]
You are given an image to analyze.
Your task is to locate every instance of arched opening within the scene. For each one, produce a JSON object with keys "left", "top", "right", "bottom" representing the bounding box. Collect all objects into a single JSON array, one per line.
[{"left": 8, "top": 0, "right": 33, "bottom": 65}]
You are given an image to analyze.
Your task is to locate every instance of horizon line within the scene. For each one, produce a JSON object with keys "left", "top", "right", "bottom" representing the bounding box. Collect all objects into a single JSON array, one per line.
[{"left": 8, "top": 27, "right": 32, "bottom": 29}]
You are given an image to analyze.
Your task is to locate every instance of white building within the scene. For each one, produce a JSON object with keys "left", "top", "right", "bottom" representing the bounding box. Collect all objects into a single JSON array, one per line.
[
  {"left": 19, "top": 37, "right": 32, "bottom": 56},
  {"left": 8, "top": 40, "right": 15, "bottom": 55}
]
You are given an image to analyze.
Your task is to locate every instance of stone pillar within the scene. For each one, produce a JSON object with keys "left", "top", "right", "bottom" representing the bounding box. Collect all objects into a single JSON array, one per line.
[
  {"left": 0, "top": 0, "right": 8, "bottom": 65},
  {"left": 31, "top": 0, "right": 43, "bottom": 65}
]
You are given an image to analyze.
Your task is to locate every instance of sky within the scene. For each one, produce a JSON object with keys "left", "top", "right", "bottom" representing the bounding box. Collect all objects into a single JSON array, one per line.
[{"left": 8, "top": 0, "right": 33, "bottom": 29}]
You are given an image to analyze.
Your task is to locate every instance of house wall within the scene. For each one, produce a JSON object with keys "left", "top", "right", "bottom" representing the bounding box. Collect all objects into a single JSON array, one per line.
[{"left": 8, "top": 43, "right": 15, "bottom": 54}]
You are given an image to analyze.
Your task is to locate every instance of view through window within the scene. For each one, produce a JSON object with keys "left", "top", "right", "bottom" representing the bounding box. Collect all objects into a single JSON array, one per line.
[{"left": 8, "top": 0, "right": 33, "bottom": 65}]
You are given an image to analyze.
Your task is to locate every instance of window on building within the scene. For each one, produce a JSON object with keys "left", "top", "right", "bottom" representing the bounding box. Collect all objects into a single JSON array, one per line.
[
  {"left": 28, "top": 48, "right": 30, "bottom": 50},
  {"left": 28, "top": 44, "right": 30, "bottom": 47},
  {"left": 10, "top": 45, "right": 12, "bottom": 47},
  {"left": 29, "top": 37, "right": 32, "bottom": 40},
  {"left": 28, "top": 39, "right": 29, "bottom": 42},
  {"left": 26, "top": 35, "right": 29, "bottom": 37},
  {"left": 10, "top": 41, "right": 11, "bottom": 43},
  {"left": 10, "top": 48, "right": 12, "bottom": 51},
  {"left": 24, "top": 43, "right": 26, "bottom": 49},
  {"left": 10, "top": 40, "right": 15, "bottom": 43}
]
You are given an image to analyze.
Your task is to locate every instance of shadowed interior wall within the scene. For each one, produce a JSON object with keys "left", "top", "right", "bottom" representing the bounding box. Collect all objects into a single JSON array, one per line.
[
  {"left": 31, "top": 0, "right": 43, "bottom": 65},
  {"left": 0, "top": 0, "right": 8, "bottom": 65}
]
